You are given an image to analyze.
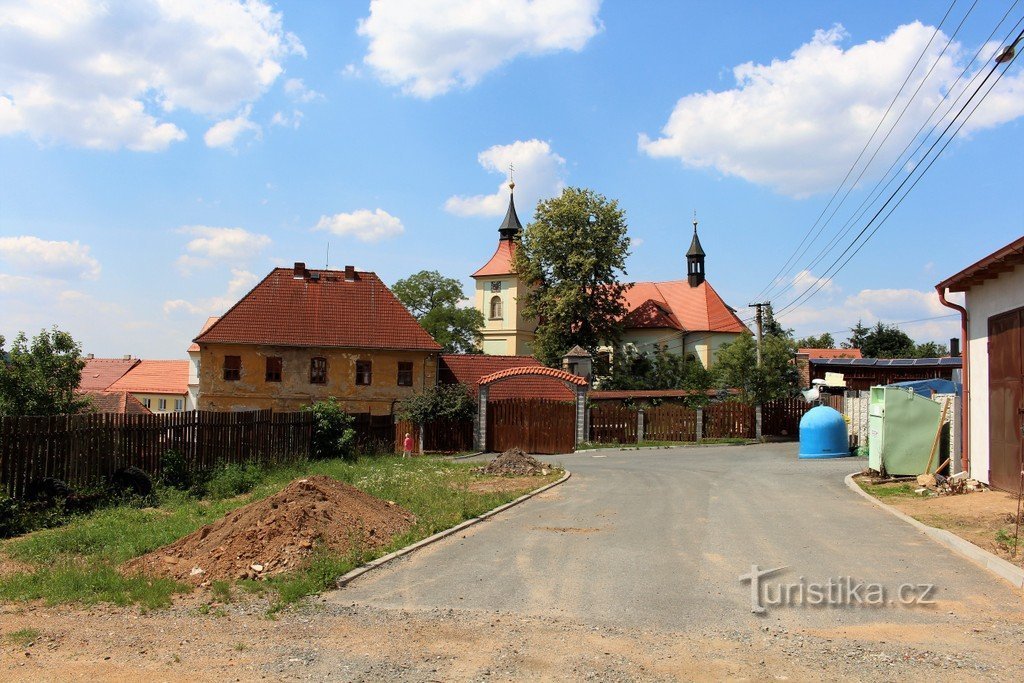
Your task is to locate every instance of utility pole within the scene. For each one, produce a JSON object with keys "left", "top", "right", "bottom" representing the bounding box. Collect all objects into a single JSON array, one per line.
[{"left": 748, "top": 301, "right": 770, "bottom": 368}]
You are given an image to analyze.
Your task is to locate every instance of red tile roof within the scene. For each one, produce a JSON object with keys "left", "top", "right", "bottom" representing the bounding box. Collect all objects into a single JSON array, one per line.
[
  {"left": 472, "top": 240, "right": 516, "bottom": 278},
  {"left": 621, "top": 298, "right": 682, "bottom": 330},
  {"left": 622, "top": 280, "right": 747, "bottom": 334},
  {"left": 797, "top": 348, "right": 863, "bottom": 359},
  {"left": 79, "top": 357, "right": 140, "bottom": 391},
  {"left": 107, "top": 360, "right": 190, "bottom": 395},
  {"left": 481, "top": 365, "right": 588, "bottom": 387},
  {"left": 187, "top": 316, "right": 220, "bottom": 353},
  {"left": 439, "top": 354, "right": 575, "bottom": 401},
  {"left": 194, "top": 268, "right": 441, "bottom": 351},
  {"left": 80, "top": 390, "right": 152, "bottom": 415}
]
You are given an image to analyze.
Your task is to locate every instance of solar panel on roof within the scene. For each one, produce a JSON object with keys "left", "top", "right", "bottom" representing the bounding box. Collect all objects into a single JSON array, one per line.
[
  {"left": 915, "top": 357, "right": 939, "bottom": 364},
  {"left": 851, "top": 358, "right": 876, "bottom": 366},
  {"left": 939, "top": 357, "right": 963, "bottom": 366},
  {"left": 890, "top": 359, "right": 914, "bottom": 366}
]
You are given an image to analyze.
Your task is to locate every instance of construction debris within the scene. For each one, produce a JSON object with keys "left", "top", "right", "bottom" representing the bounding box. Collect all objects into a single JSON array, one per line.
[{"left": 475, "top": 448, "right": 556, "bottom": 476}]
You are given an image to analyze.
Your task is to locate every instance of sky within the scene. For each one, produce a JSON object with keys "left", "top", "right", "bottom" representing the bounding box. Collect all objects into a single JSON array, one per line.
[{"left": 1, "top": 0, "right": 1022, "bottom": 359}]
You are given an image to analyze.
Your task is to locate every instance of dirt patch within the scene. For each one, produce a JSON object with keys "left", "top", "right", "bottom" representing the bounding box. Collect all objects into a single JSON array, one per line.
[
  {"left": 475, "top": 448, "right": 556, "bottom": 476},
  {"left": 464, "top": 474, "right": 557, "bottom": 495},
  {"left": 124, "top": 476, "right": 415, "bottom": 583},
  {"left": 882, "top": 488, "right": 1024, "bottom": 568}
]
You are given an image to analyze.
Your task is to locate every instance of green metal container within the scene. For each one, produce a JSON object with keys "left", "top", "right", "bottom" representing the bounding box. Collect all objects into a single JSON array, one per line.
[{"left": 867, "top": 386, "right": 943, "bottom": 476}]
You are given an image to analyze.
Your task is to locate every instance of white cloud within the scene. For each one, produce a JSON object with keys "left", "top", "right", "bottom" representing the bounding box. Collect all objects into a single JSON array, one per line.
[
  {"left": 175, "top": 225, "right": 271, "bottom": 273},
  {"left": 779, "top": 285, "right": 963, "bottom": 344},
  {"left": 639, "top": 22, "right": 1024, "bottom": 197},
  {"left": 313, "top": 209, "right": 404, "bottom": 242},
  {"left": 204, "top": 105, "right": 262, "bottom": 149},
  {"left": 270, "top": 109, "right": 303, "bottom": 129},
  {"left": 0, "top": 0, "right": 303, "bottom": 151},
  {"left": 164, "top": 268, "right": 259, "bottom": 315},
  {"left": 283, "top": 77, "right": 322, "bottom": 103},
  {"left": 357, "top": 0, "right": 602, "bottom": 98},
  {"left": 0, "top": 235, "right": 101, "bottom": 279},
  {"left": 445, "top": 139, "right": 566, "bottom": 218}
]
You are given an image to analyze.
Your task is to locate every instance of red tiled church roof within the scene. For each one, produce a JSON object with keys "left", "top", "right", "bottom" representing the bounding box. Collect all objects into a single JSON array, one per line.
[
  {"left": 439, "top": 354, "right": 575, "bottom": 401},
  {"left": 622, "top": 280, "right": 747, "bottom": 334},
  {"left": 472, "top": 240, "right": 516, "bottom": 278},
  {"left": 108, "top": 360, "right": 190, "bottom": 395},
  {"left": 78, "top": 357, "right": 140, "bottom": 391},
  {"left": 194, "top": 268, "right": 441, "bottom": 352}
]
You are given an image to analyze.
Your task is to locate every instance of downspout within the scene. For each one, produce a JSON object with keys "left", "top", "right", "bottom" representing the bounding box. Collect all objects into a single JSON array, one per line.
[{"left": 936, "top": 286, "right": 969, "bottom": 473}]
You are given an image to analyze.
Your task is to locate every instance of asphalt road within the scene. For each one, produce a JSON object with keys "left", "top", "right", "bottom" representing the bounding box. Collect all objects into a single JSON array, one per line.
[{"left": 336, "top": 443, "right": 1023, "bottom": 632}]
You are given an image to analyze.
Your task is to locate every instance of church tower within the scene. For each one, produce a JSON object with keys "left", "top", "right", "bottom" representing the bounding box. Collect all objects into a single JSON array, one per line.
[
  {"left": 687, "top": 214, "right": 706, "bottom": 287},
  {"left": 470, "top": 179, "right": 536, "bottom": 355}
]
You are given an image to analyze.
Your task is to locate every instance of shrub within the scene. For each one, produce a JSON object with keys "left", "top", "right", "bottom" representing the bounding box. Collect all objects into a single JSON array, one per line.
[
  {"left": 159, "top": 450, "right": 191, "bottom": 491},
  {"left": 203, "top": 462, "right": 265, "bottom": 500},
  {"left": 304, "top": 398, "right": 357, "bottom": 461},
  {"left": 397, "top": 384, "right": 476, "bottom": 424}
]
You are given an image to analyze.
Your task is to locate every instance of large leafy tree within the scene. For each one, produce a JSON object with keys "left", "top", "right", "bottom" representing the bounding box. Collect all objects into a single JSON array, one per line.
[
  {"left": 860, "top": 322, "right": 916, "bottom": 359},
  {"left": 603, "top": 346, "right": 713, "bottom": 407},
  {"left": 713, "top": 333, "right": 799, "bottom": 404},
  {"left": 392, "top": 270, "right": 484, "bottom": 354},
  {"left": 0, "top": 328, "right": 88, "bottom": 417},
  {"left": 513, "top": 187, "right": 630, "bottom": 366},
  {"left": 795, "top": 332, "right": 835, "bottom": 349}
]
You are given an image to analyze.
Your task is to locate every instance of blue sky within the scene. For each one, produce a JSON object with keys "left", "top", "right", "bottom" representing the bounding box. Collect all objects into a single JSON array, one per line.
[{"left": 1, "top": 0, "right": 1021, "bottom": 359}]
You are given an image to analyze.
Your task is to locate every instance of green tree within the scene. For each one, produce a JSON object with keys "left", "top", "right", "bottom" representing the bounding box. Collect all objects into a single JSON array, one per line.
[
  {"left": 761, "top": 305, "right": 793, "bottom": 340},
  {"left": 860, "top": 322, "right": 916, "bottom": 359},
  {"left": 603, "top": 347, "right": 712, "bottom": 405},
  {"left": 304, "top": 398, "right": 357, "bottom": 461},
  {"left": 795, "top": 332, "right": 835, "bottom": 349},
  {"left": 513, "top": 187, "right": 630, "bottom": 366},
  {"left": 843, "top": 320, "right": 870, "bottom": 350},
  {"left": 0, "top": 328, "right": 88, "bottom": 417},
  {"left": 392, "top": 270, "right": 484, "bottom": 354},
  {"left": 913, "top": 341, "right": 949, "bottom": 358},
  {"left": 397, "top": 384, "right": 476, "bottom": 424},
  {"left": 713, "top": 333, "right": 799, "bottom": 404}
]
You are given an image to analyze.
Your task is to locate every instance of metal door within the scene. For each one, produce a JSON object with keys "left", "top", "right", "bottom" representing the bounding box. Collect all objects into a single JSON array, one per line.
[{"left": 988, "top": 307, "right": 1024, "bottom": 494}]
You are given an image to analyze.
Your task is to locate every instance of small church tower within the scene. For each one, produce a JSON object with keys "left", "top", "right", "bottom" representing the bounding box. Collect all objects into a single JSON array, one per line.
[
  {"left": 470, "top": 178, "right": 537, "bottom": 355},
  {"left": 687, "top": 213, "right": 706, "bottom": 287}
]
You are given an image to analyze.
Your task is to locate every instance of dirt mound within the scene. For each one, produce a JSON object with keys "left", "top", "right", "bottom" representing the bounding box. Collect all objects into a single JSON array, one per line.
[
  {"left": 476, "top": 448, "right": 555, "bottom": 476},
  {"left": 124, "top": 475, "right": 415, "bottom": 584}
]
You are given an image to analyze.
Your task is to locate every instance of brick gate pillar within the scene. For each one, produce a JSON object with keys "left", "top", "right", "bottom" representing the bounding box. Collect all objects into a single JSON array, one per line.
[
  {"left": 575, "top": 385, "right": 587, "bottom": 448},
  {"left": 476, "top": 385, "right": 489, "bottom": 452}
]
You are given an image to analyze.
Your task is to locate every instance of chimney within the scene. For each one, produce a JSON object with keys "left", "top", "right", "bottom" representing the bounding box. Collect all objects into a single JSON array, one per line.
[
  {"left": 344, "top": 265, "right": 357, "bottom": 282},
  {"left": 293, "top": 262, "right": 307, "bottom": 279},
  {"left": 949, "top": 337, "right": 960, "bottom": 357},
  {"left": 86, "top": 353, "right": 94, "bottom": 360},
  {"left": 123, "top": 354, "right": 132, "bottom": 360}
]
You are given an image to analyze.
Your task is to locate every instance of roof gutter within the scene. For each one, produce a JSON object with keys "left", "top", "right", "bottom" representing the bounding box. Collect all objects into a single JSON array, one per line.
[{"left": 936, "top": 285, "right": 969, "bottom": 474}]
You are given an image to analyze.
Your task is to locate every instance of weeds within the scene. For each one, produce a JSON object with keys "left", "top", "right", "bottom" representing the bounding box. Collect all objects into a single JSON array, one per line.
[
  {"left": 6, "top": 627, "right": 41, "bottom": 646},
  {"left": 211, "top": 580, "right": 232, "bottom": 603}
]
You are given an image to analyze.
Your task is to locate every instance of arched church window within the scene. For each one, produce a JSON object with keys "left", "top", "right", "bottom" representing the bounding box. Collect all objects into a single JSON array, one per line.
[{"left": 489, "top": 295, "right": 503, "bottom": 320}]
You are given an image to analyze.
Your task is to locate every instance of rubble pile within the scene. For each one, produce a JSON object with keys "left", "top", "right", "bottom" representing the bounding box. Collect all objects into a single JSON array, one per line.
[
  {"left": 124, "top": 475, "right": 415, "bottom": 583},
  {"left": 476, "top": 448, "right": 555, "bottom": 476}
]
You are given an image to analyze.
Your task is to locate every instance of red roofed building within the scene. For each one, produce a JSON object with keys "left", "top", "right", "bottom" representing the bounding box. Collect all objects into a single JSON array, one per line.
[
  {"left": 192, "top": 263, "right": 441, "bottom": 414},
  {"left": 79, "top": 390, "right": 152, "bottom": 415},
  {"left": 107, "top": 360, "right": 191, "bottom": 413},
  {"left": 439, "top": 354, "right": 575, "bottom": 402},
  {"left": 78, "top": 356, "right": 140, "bottom": 391}
]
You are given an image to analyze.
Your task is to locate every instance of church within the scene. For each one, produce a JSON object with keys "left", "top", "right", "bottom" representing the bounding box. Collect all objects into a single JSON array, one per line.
[{"left": 469, "top": 183, "right": 749, "bottom": 369}]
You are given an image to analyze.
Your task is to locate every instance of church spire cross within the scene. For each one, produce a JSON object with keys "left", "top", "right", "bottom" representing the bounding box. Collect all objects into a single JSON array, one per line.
[{"left": 687, "top": 210, "right": 706, "bottom": 287}]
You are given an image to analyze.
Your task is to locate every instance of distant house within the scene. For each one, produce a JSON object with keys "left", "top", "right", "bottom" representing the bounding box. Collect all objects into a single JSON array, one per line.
[
  {"left": 795, "top": 347, "right": 862, "bottom": 387},
  {"left": 79, "top": 390, "right": 151, "bottom": 415},
  {"left": 937, "top": 235, "right": 1024, "bottom": 494},
  {"left": 808, "top": 356, "right": 960, "bottom": 392},
  {"left": 107, "top": 360, "right": 191, "bottom": 413},
  {"left": 192, "top": 263, "right": 442, "bottom": 415},
  {"left": 186, "top": 316, "right": 219, "bottom": 410},
  {"left": 78, "top": 356, "right": 139, "bottom": 391},
  {"left": 439, "top": 354, "right": 575, "bottom": 402}
]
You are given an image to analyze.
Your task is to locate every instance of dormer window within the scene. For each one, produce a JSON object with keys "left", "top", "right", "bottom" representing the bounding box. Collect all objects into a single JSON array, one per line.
[{"left": 489, "top": 295, "right": 503, "bottom": 320}]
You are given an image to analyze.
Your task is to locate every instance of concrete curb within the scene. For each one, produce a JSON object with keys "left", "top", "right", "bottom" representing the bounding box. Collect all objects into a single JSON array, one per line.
[
  {"left": 446, "top": 451, "right": 486, "bottom": 461},
  {"left": 577, "top": 441, "right": 758, "bottom": 453},
  {"left": 336, "top": 470, "right": 571, "bottom": 588},
  {"left": 844, "top": 472, "right": 1024, "bottom": 590}
]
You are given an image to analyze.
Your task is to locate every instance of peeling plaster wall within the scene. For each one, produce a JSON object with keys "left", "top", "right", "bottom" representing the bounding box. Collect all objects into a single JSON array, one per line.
[{"left": 197, "top": 343, "right": 437, "bottom": 414}]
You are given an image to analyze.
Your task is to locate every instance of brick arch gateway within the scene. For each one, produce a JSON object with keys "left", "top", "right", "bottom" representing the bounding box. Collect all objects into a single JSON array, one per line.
[{"left": 476, "top": 367, "right": 588, "bottom": 454}]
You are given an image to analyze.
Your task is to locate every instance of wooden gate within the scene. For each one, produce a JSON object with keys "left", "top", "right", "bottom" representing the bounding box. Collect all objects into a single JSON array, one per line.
[
  {"left": 589, "top": 404, "right": 636, "bottom": 444},
  {"left": 703, "top": 402, "right": 755, "bottom": 439},
  {"left": 487, "top": 398, "right": 576, "bottom": 454},
  {"left": 988, "top": 307, "right": 1023, "bottom": 494},
  {"left": 645, "top": 405, "right": 698, "bottom": 442}
]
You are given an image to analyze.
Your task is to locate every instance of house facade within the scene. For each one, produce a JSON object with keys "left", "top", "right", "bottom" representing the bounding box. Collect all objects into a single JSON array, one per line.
[
  {"left": 106, "top": 360, "right": 191, "bottom": 413},
  {"left": 192, "top": 263, "right": 441, "bottom": 415},
  {"left": 937, "top": 235, "right": 1024, "bottom": 494}
]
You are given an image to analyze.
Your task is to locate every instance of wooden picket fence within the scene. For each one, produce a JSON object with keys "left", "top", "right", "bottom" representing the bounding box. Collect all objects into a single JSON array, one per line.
[
  {"left": 645, "top": 405, "right": 698, "bottom": 442},
  {"left": 761, "top": 396, "right": 844, "bottom": 439},
  {"left": 589, "top": 404, "right": 637, "bottom": 444},
  {"left": 702, "top": 402, "right": 756, "bottom": 439},
  {"left": 394, "top": 418, "right": 475, "bottom": 454},
  {"left": 0, "top": 409, "right": 312, "bottom": 499},
  {"left": 488, "top": 398, "right": 576, "bottom": 455}
]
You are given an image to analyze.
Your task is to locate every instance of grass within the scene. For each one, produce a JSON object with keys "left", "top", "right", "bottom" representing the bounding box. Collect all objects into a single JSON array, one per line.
[
  {"left": 6, "top": 627, "right": 41, "bottom": 646},
  {"left": 995, "top": 528, "right": 1020, "bottom": 552},
  {"left": 857, "top": 480, "right": 919, "bottom": 499},
  {"left": 0, "top": 455, "right": 560, "bottom": 612},
  {"left": 578, "top": 438, "right": 754, "bottom": 450}
]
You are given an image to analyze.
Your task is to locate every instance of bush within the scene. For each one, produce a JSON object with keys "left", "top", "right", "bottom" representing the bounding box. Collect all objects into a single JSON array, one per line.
[
  {"left": 159, "top": 450, "right": 191, "bottom": 491},
  {"left": 203, "top": 462, "right": 265, "bottom": 500},
  {"left": 397, "top": 384, "right": 476, "bottom": 424},
  {"left": 304, "top": 398, "right": 357, "bottom": 461}
]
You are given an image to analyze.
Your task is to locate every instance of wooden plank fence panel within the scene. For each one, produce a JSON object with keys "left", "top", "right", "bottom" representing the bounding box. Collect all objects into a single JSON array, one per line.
[
  {"left": 703, "top": 402, "right": 756, "bottom": 439},
  {"left": 589, "top": 404, "right": 636, "bottom": 444},
  {"left": 762, "top": 396, "right": 844, "bottom": 439},
  {"left": 488, "top": 398, "right": 575, "bottom": 455},
  {"left": 0, "top": 409, "right": 313, "bottom": 499},
  {"left": 645, "top": 405, "right": 699, "bottom": 442}
]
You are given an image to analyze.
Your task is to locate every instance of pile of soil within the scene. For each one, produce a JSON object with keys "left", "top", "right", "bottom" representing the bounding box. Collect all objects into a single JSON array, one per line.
[
  {"left": 476, "top": 448, "right": 554, "bottom": 476},
  {"left": 124, "top": 475, "right": 415, "bottom": 584}
]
